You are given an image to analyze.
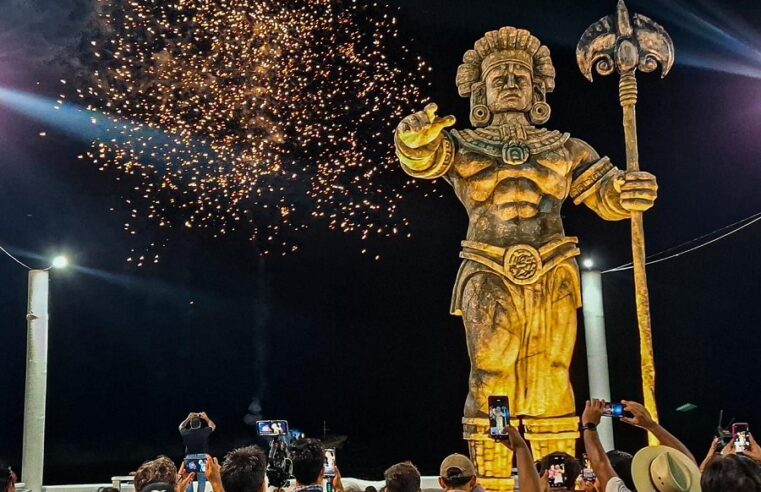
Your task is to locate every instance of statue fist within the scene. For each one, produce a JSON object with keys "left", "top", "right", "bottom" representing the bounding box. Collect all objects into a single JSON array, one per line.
[
  {"left": 615, "top": 171, "right": 658, "bottom": 212},
  {"left": 397, "top": 103, "right": 456, "bottom": 149}
]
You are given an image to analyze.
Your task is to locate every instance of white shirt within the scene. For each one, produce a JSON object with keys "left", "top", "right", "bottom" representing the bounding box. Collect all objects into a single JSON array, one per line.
[{"left": 606, "top": 477, "right": 633, "bottom": 492}]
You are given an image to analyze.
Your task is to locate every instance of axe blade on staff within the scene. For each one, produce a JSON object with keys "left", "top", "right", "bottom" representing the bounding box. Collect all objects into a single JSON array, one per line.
[{"left": 577, "top": 0, "right": 675, "bottom": 446}]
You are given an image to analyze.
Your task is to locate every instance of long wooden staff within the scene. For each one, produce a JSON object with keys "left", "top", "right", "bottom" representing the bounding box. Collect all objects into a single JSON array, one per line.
[{"left": 577, "top": 0, "right": 675, "bottom": 445}]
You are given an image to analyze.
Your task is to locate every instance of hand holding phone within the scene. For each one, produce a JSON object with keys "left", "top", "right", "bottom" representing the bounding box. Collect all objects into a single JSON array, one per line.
[
  {"left": 619, "top": 400, "right": 659, "bottom": 431},
  {"left": 324, "top": 449, "right": 336, "bottom": 477},
  {"left": 495, "top": 425, "right": 530, "bottom": 452},
  {"left": 177, "top": 464, "right": 196, "bottom": 492},
  {"left": 488, "top": 396, "right": 510, "bottom": 439},
  {"left": 733, "top": 423, "right": 751, "bottom": 453},
  {"left": 256, "top": 419, "right": 289, "bottom": 436},
  {"left": 183, "top": 457, "right": 207, "bottom": 474}
]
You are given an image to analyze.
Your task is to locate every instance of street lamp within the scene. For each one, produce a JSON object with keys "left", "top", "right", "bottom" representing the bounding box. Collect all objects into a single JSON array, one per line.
[
  {"left": 51, "top": 256, "right": 68, "bottom": 270},
  {"left": 21, "top": 254, "right": 68, "bottom": 492},
  {"left": 580, "top": 258, "right": 614, "bottom": 450}
]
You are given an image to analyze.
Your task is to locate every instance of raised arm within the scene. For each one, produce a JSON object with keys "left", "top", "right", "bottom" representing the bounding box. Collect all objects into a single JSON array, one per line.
[
  {"left": 395, "top": 103, "right": 456, "bottom": 180},
  {"left": 567, "top": 138, "right": 657, "bottom": 221},
  {"left": 204, "top": 455, "right": 224, "bottom": 492},
  {"left": 498, "top": 426, "right": 541, "bottom": 492},
  {"left": 179, "top": 412, "right": 195, "bottom": 431},
  {"left": 621, "top": 400, "right": 696, "bottom": 463},
  {"left": 582, "top": 400, "right": 619, "bottom": 491},
  {"left": 699, "top": 438, "right": 721, "bottom": 473},
  {"left": 199, "top": 412, "right": 216, "bottom": 431}
]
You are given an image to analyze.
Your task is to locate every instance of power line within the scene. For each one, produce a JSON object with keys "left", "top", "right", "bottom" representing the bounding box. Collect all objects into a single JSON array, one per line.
[
  {"left": 624, "top": 211, "right": 761, "bottom": 264},
  {"left": 0, "top": 244, "right": 33, "bottom": 270},
  {"left": 603, "top": 211, "right": 761, "bottom": 273}
]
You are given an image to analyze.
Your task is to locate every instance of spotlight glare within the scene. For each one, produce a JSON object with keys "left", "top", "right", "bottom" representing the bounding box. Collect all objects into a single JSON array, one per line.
[
  {"left": 582, "top": 258, "right": 594, "bottom": 269},
  {"left": 51, "top": 256, "right": 69, "bottom": 269}
]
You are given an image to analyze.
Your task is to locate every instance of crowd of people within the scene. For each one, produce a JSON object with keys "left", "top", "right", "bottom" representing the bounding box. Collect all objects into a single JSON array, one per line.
[{"left": 2, "top": 399, "right": 760, "bottom": 492}]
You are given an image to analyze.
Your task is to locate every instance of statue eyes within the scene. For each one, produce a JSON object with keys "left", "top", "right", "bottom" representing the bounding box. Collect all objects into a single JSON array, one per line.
[{"left": 491, "top": 76, "right": 530, "bottom": 88}]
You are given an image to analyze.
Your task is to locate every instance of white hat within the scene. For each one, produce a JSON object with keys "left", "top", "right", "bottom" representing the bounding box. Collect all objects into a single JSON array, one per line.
[{"left": 631, "top": 446, "right": 701, "bottom": 492}]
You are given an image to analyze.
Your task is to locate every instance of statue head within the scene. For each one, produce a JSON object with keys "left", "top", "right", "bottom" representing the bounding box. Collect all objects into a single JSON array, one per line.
[{"left": 456, "top": 27, "right": 555, "bottom": 127}]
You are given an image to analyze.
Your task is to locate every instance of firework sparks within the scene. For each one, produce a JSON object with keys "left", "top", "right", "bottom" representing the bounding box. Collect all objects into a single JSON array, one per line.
[{"left": 63, "top": 0, "right": 429, "bottom": 261}]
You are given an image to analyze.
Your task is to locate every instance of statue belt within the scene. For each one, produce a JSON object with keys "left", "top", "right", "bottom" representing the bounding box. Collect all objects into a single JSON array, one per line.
[{"left": 460, "top": 237, "right": 580, "bottom": 286}]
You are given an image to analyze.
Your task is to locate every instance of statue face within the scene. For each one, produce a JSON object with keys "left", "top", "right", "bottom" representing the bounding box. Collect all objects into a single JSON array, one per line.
[{"left": 484, "top": 62, "right": 533, "bottom": 114}]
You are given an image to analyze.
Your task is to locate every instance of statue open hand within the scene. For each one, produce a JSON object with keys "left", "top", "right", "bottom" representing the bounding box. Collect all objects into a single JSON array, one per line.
[
  {"left": 615, "top": 171, "right": 658, "bottom": 212},
  {"left": 397, "top": 103, "right": 456, "bottom": 149}
]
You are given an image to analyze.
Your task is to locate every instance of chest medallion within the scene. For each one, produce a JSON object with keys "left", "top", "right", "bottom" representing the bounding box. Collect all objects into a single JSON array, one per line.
[
  {"left": 502, "top": 140, "right": 531, "bottom": 166},
  {"left": 500, "top": 124, "right": 530, "bottom": 166}
]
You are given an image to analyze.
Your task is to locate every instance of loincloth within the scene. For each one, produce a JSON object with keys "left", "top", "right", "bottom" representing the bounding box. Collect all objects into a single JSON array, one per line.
[
  {"left": 450, "top": 237, "right": 581, "bottom": 316},
  {"left": 450, "top": 237, "right": 582, "bottom": 415}
]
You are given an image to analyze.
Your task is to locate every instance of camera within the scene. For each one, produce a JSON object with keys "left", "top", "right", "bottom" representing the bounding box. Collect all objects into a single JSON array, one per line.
[{"left": 257, "top": 420, "right": 293, "bottom": 488}]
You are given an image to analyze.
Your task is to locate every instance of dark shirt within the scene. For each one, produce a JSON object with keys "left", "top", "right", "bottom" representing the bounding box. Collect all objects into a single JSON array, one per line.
[{"left": 180, "top": 427, "right": 213, "bottom": 454}]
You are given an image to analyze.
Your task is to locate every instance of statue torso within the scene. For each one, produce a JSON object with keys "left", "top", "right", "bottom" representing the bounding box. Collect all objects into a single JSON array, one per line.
[{"left": 449, "top": 125, "right": 575, "bottom": 248}]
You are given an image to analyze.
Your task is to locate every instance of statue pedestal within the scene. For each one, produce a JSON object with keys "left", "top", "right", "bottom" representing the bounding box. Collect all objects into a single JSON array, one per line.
[
  {"left": 462, "top": 416, "right": 580, "bottom": 492},
  {"left": 462, "top": 417, "right": 516, "bottom": 492},
  {"left": 522, "top": 416, "right": 580, "bottom": 460}
]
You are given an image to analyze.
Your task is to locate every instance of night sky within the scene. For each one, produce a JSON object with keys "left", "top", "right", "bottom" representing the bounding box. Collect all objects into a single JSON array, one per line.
[{"left": 1, "top": 0, "right": 761, "bottom": 484}]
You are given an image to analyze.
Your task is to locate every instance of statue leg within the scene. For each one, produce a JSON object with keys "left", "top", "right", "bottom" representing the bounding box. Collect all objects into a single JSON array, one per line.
[
  {"left": 545, "top": 263, "right": 580, "bottom": 415},
  {"left": 523, "top": 263, "right": 581, "bottom": 459},
  {"left": 460, "top": 272, "right": 523, "bottom": 418},
  {"left": 460, "top": 272, "right": 522, "bottom": 492}
]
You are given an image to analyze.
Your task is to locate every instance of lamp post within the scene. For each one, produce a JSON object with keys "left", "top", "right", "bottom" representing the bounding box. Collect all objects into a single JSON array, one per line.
[
  {"left": 581, "top": 259, "right": 615, "bottom": 451},
  {"left": 20, "top": 255, "right": 67, "bottom": 492}
]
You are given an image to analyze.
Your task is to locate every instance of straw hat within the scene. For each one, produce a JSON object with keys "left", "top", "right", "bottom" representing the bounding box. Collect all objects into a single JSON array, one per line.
[{"left": 632, "top": 446, "right": 701, "bottom": 492}]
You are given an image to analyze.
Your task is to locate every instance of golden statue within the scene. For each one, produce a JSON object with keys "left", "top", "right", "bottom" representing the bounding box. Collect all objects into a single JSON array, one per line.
[{"left": 395, "top": 26, "right": 658, "bottom": 490}]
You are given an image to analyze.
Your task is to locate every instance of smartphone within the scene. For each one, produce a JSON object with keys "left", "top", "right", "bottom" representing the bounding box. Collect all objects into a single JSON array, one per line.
[
  {"left": 581, "top": 453, "right": 596, "bottom": 483},
  {"left": 602, "top": 402, "right": 624, "bottom": 418},
  {"left": 183, "top": 457, "right": 207, "bottom": 475},
  {"left": 324, "top": 448, "right": 336, "bottom": 477},
  {"left": 255, "top": 419, "right": 289, "bottom": 436},
  {"left": 548, "top": 455, "right": 567, "bottom": 489},
  {"left": 488, "top": 396, "right": 510, "bottom": 438},
  {"left": 732, "top": 423, "right": 751, "bottom": 453}
]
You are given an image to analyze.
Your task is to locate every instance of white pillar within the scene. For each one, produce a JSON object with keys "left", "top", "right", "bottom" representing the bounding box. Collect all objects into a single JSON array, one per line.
[
  {"left": 22, "top": 269, "right": 49, "bottom": 492},
  {"left": 581, "top": 270, "right": 615, "bottom": 450}
]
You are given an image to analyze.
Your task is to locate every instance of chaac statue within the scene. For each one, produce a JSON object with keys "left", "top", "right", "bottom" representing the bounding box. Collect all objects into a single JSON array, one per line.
[{"left": 394, "top": 26, "right": 658, "bottom": 490}]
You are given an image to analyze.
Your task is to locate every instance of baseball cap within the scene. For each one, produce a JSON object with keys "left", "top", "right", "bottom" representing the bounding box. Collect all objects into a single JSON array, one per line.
[{"left": 439, "top": 454, "right": 476, "bottom": 479}]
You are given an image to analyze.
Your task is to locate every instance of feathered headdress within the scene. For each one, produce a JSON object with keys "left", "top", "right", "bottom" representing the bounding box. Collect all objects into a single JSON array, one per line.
[{"left": 456, "top": 26, "right": 555, "bottom": 97}]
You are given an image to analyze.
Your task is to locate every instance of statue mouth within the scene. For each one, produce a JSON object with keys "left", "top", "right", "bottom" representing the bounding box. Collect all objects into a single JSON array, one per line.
[{"left": 500, "top": 92, "right": 523, "bottom": 100}]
